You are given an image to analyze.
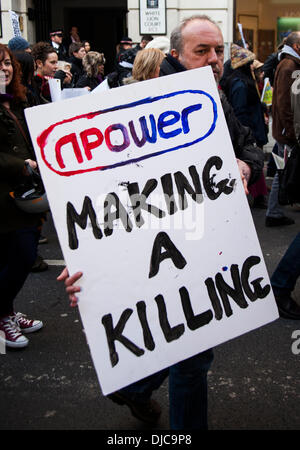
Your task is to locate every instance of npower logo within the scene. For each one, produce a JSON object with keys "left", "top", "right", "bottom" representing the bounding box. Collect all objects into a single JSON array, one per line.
[{"left": 36, "top": 90, "right": 218, "bottom": 176}]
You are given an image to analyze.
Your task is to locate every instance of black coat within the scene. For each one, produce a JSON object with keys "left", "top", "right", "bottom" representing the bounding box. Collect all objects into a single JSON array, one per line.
[
  {"left": 69, "top": 56, "right": 85, "bottom": 86},
  {"left": 0, "top": 102, "right": 42, "bottom": 233},
  {"left": 75, "top": 74, "right": 102, "bottom": 91},
  {"left": 159, "top": 55, "right": 264, "bottom": 185}
]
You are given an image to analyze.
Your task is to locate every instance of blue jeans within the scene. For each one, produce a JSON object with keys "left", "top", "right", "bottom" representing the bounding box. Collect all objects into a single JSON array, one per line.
[
  {"left": 120, "top": 348, "right": 214, "bottom": 430},
  {"left": 0, "top": 226, "right": 39, "bottom": 318},
  {"left": 266, "top": 142, "right": 292, "bottom": 218},
  {"left": 271, "top": 233, "right": 300, "bottom": 296}
]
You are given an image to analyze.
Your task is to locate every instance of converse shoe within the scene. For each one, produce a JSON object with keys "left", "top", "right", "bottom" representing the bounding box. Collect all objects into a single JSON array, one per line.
[
  {"left": 12, "top": 312, "right": 43, "bottom": 334},
  {"left": 0, "top": 316, "right": 29, "bottom": 348}
]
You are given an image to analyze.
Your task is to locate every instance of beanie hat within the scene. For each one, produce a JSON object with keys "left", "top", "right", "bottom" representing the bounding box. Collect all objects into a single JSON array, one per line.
[
  {"left": 8, "top": 36, "right": 30, "bottom": 51},
  {"left": 145, "top": 36, "right": 170, "bottom": 54},
  {"left": 230, "top": 43, "right": 256, "bottom": 69},
  {"left": 252, "top": 59, "right": 264, "bottom": 71}
]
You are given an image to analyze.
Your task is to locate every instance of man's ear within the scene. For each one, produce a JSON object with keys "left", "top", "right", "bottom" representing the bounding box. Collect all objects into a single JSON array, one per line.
[{"left": 170, "top": 49, "right": 179, "bottom": 60}]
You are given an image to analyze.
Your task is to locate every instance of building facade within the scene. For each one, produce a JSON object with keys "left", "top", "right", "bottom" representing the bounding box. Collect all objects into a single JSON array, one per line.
[{"left": 0, "top": 0, "right": 300, "bottom": 67}]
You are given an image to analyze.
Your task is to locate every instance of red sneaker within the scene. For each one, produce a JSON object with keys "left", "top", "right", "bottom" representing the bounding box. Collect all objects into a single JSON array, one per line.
[
  {"left": 12, "top": 312, "right": 43, "bottom": 334},
  {"left": 0, "top": 316, "right": 29, "bottom": 348}
]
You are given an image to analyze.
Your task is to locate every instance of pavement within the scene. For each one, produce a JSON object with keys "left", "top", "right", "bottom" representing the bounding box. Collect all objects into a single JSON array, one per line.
[{"left": 0, "top": 188, "right": 299, "bottom": 431}]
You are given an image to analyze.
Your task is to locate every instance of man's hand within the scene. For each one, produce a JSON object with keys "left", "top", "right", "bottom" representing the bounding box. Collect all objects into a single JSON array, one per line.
[
  {"left": 57, "top": 267, "right": 83, "bottom": 307},
  {"left": 236, "top": 159, "right": 251, "bottom": 195}
]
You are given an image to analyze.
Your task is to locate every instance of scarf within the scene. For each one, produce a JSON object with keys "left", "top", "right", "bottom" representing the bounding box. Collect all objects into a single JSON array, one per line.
[{"left": 280, "top": 45, "right": 300, "bottom": 61}]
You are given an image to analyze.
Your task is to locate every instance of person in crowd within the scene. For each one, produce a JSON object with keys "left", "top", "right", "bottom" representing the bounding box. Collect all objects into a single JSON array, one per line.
[
  {"left": 115, "top": 36, "right": 133, "bottom": 68},
  {"left": 13, "top": 50, "right": 49, "bottom": 271},
  {"left": 8, "top": 36, "right": 31, "bottom": 54},
  {"left": 271, "top": 71, "right": 300, "bottom": 320},
  {"left": 123, "top": 47, "right": 165, "bottom": 84},
  {"left": 32, "top": 42, "right": 72, "bottom": 103},
  {"left": 134, "top": 35, "right": 154, "bottom": 53},
  {"left": 118, "top": 35, "right": 154, "bottom": 80},
  {"left": 49, "top": 28, "right": 68, "bottom": 61},
  {"left": 75, "top": 51, "right": 105, "bottom": 91},
  {"left": 263, "top": 38, "right": 288, "bottom": 87},
  {"left": 223, "top": 44, "right": 269, "bottom": 209},
  {"left": 68, "top": 42, "right": 86, "bottom": 86},
  {"left": 114, "top": 35, "right": 155, "bottom": 83},
  {"left": 271, "top": 233, "right": 300, "bottom": 320},
  {"left": 13, "top": 51, "right": 41, "bottom": 107},
  {"left": 58, "top": 15, "right": 265, "bottom": 430},
  {"left": 145, "top": 36, "right": 170, "bottom": 54},
  {"left": 0, "top": 44, "right": 43, "bottom": 349},
  {"left": 265, "top": 32, "right": 300, "bottom": 227},
  {"left": 82, "top": 40, "right": 91, "bottom": 53},
  {"left": 219, "top": 39, "right": 251, "bottom": 91},
  {"left": 69, "top": 26, "right": 81, "bottom": 44}
]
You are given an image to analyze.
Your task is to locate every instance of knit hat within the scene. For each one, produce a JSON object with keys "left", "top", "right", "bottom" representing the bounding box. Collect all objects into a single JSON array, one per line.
[
  {"left": 230, "top": 43, "right": 256, "bottom": 69},
  {"left": 252, "top": 60, "right": 264, "bottom": 71},
  {"left": 8, "top": 36, "right": 30, "bottom": 51},
  {"left": 145, "top": 36, "right": 170, "bottom": 54}
]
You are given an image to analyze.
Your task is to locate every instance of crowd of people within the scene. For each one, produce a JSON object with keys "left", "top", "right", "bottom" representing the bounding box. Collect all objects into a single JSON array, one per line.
[{"left": 0, "top": 18, "right": 299, "bottom": 430}]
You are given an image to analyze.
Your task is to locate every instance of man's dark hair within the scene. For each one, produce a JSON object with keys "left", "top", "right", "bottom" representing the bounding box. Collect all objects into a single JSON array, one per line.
[
  {"left": 141, "top": 35, "right": 153, "bottom": 43},
  {"left": 69, "top": 42, "right": 84, "bottom": 57},
  {"left": 170, "top": 15, "right": 221, "bottom": 54}
]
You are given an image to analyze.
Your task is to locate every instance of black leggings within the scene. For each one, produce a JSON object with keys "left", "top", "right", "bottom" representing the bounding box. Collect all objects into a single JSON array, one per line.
[{"left": 0, "top": 226, "right": 39, "bottom": 318}]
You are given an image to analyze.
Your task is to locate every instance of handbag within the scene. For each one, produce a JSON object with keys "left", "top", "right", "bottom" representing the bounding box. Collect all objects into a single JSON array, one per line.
[{"left": 278, "top": 144, "right": 300, "bottom": 205}]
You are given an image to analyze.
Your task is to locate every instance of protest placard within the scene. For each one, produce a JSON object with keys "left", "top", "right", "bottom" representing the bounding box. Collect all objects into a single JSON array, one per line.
[
  {"left": 9, "top": 10, "right": 21, "bottom": 37},
  {"left": 25, "top": 67, "right": 279, "bottom": 395},
  {"left": 261, "top": 77, "right": 273, "bottom": 106}
]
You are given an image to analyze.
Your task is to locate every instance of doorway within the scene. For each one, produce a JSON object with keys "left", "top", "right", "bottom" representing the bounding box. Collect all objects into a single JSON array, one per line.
[{"left": 64, "top": 7, "right": 128, "bottom": 74}]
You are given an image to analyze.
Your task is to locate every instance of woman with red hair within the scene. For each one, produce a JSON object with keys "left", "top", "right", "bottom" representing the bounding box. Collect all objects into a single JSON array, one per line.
[{"left": 0, "top": 44, "right": 43, "bottom": 349}]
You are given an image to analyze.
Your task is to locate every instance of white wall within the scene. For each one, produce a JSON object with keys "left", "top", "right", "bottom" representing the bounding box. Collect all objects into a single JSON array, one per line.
[
  {"left": 0, "top": 0, "right": 35, "bottom": 45},
  {"left": 128, "top": 0, "right": 234, "bottom": 45}
]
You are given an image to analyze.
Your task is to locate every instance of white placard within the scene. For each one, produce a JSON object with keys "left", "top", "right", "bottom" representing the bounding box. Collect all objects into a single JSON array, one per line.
[
  {"left": 25, "top": 67, "right": 279, "bottom": 395},
  {"left": 9, "top": 10, "right": 21, "bottom": 37},
  {"left": 139, "top": 0, "right": 166, "bottom": 35},
  {"left": 237, "top": 23, "right": 247, "bottom": 48}
]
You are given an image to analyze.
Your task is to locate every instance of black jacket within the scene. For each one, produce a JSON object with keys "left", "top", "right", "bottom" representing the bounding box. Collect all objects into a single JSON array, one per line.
[
  {"left": 159, "top": 54, "right": 264, "bottom": 185},
  {"left": 75, "top": 74, "right": 102, "bottom": 91},
  {"left": 69, "top": 56, "right": 84, "bottom": 86},
  {"left": 0, "top": 102, "right": 42, "bottom": 233}
]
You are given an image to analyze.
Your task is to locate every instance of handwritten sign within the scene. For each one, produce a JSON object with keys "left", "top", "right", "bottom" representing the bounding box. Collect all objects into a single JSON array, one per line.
[
  {"left": 9, "top": 10, "right": 21, "bottom": 37},
  {"left": 25, "top": 67, "right": 279, "bottom": 395}
]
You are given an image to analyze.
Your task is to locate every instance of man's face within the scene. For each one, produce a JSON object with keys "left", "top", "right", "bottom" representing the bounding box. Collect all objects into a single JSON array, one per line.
[
  {"left": 172, "top": 19, "right": 224, "bottom": 82},
  {"left": 51, "top": 33, "right": 63, "bottom": 45}
]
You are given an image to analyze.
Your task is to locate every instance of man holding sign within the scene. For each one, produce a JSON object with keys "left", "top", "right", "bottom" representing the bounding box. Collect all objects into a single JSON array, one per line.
[{"left": 57, "top": 15, "right": 269, "bottom": 430}]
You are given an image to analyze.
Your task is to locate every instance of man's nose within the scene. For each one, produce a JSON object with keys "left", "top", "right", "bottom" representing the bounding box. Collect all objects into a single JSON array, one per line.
[{"left": 207, "top": 48, "right": 218, "bottom": 64}]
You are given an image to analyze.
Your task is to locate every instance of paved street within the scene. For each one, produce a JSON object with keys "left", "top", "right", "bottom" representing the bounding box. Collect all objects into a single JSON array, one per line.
[{"left": 0, "top": 195, "right": 299, "bottom": 431}]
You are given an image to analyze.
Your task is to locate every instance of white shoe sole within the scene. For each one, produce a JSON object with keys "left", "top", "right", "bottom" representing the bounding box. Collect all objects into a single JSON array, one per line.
[
  {"left": 21, "top": 321, "right": 43, "bottom": 334},
  {"left": 0, "top": 334, "right": 29, "bottom": 348}
]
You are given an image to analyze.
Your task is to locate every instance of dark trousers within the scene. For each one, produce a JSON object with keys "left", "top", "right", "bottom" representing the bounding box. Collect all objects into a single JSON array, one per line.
[
  {"left": 271, "top": 233, "right": 300, "bottom": 296},
  {"left": 120, "top": 348, "right": 214, "bottom": 430},
  {"left": 0, "top": 226, "right": 39, "bottom": 318}
]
